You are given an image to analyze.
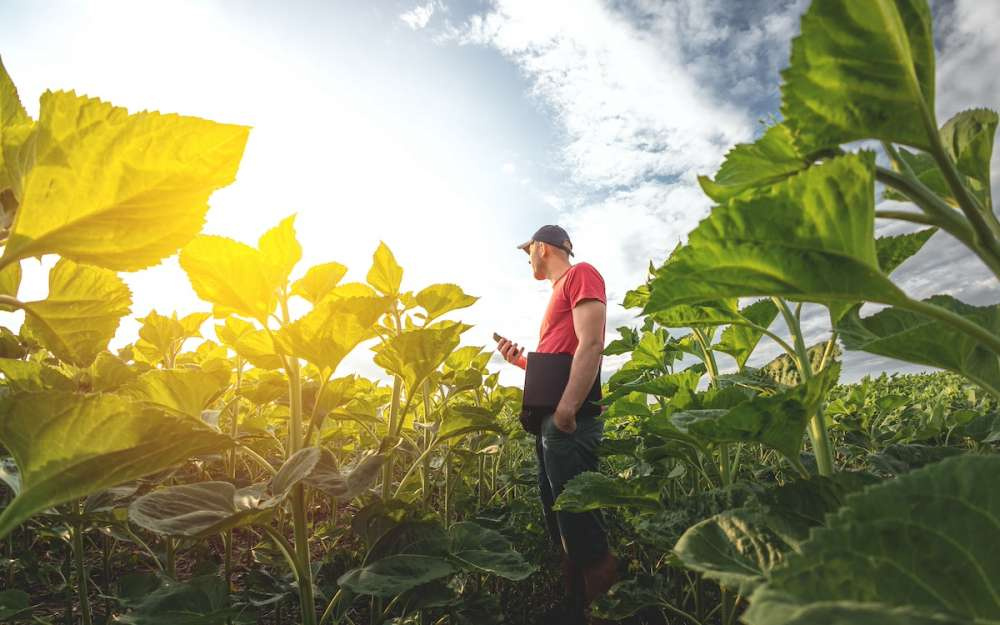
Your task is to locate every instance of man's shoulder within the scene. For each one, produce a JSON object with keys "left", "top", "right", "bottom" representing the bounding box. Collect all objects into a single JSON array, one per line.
[{"left": 568, "top": 262, "right": 604, "bottom": 281}]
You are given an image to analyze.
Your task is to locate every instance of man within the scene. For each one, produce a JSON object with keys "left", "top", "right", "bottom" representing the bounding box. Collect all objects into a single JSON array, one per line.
[{"left": 498, "top": 224, "right": 619, "bottom": 624}]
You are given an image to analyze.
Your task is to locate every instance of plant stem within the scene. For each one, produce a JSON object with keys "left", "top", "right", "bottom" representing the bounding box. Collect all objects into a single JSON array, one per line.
[
  {"left": 693, "top": 328, "right": 731, "bottom": 485},
  {"left": 280, "top": 296, "right": 317, "bottom": 625},
  {"left": 72, "top": 502, "right": 93, "bottom": 625},
  {"left": 381, "top": 376, "right": 403, "bottom": 500},
  {"left": 775, "top": 298, "right": 835, "bottom": 476}
]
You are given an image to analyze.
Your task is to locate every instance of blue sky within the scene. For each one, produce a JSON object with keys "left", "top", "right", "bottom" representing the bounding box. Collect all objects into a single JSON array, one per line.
[{"left": 0, "top": 0, "right": 997, "bottom": 385}]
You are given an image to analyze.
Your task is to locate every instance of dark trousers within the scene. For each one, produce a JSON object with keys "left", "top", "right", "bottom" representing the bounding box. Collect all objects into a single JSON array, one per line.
[{"left": 535, "top": 412, "right": 609, "bottom": 568}]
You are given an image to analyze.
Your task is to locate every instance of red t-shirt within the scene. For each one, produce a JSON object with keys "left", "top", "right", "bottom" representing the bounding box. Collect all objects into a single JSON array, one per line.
[{"left": 537, "top": 262, "right": 606, "bottom": 354}]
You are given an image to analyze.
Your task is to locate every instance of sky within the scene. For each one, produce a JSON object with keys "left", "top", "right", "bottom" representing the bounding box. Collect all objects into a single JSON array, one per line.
[{"left": 0, "top": 0, "right": 997, "bottom": 387}]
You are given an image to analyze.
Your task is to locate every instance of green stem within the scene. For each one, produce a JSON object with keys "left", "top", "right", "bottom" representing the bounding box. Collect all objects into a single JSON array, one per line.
[
  {"left": 72, "top": 502, "right": 93, "bottom": 625},
  {"left": 318, "top": 589, "right": 344, "bottom": 625},
  {"left": 775, "top": 298, "right": 835, "bottom": 476},
  {"left": 0, "top": 294, "right": 21, "bottom": 310},
  {"left": 875, "top": 166, "right": 983, "bottom": 250},
  {"left": 692, "top": 328, "right": 731, "bottom": 485},
  {"left": 225, "top": 359, "right": 242, "bottom": 594},
  {"left": 280, "top": 296, "right": 317, "bottom": 625},
  {"left": 394, "top": 439, "right": 439, "bottom": 499},
  {"left": 381, "top": 376, "right": 403, "bottom": 501}
]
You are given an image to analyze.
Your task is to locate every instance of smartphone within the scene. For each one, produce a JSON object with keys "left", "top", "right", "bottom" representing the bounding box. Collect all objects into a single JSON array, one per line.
[{"left": 492, "top": 332, "right": 506, "bottom": 343}]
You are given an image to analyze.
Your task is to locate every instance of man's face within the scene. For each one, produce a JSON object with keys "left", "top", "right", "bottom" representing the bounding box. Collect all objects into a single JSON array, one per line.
[{"left": 528, "top": 240, "right": 545, "bottom": 280}]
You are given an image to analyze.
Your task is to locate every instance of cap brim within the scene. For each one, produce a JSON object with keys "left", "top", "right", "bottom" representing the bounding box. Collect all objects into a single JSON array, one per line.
[{"left": 516, "top": 240, "right": 532, "bottom": 254}]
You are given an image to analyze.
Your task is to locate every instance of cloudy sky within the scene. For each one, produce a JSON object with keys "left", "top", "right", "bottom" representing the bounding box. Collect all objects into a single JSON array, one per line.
[{"left": 0, "top": 0, "right": 997, "bottom": 386}]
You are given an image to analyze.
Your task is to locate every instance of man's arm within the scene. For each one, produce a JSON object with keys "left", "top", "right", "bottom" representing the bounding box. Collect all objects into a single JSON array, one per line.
[{"left": 552, "top": 299, "right": 605, "bottom": 433}]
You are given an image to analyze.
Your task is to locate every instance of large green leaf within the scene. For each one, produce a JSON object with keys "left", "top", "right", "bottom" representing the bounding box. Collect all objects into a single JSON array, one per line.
[
  {"left": 129, "top": 482, "right": 277, "bottom": 538},
  {"left": 338, "top": 554, "right": 457, "bottom": 598},
  {"left": 124, "top": 369, "right": 227, "bottom": 420},
  {"left": 447, "top": 521, "right": 536, "bottom": 580},
  {"left": 373, "top": 322, "right": 468, "bottom": 393},
  {"left": 714, "top": 299, "right": 780, "bottom": 369},
  {"left": 645, "top": 154, "right": 904, "bottom": 315},
  {"left": 553, "top": 472, "right": 661, "bottom": 513},
  {"left": 366, "top": 241, "right": 403, "bottom": 297},
  {"left": 415, "top": 283, "right": 478, "bottom": 323},
  {"left": 604, "top": 369, "right": 703, "bottom": 404},
  {"left": 0, "top": 90, "right": 248, "bottom": 272},
  {"left": 672, "top": 364, "right": 840, "bottom": 462},
  {"left": 0, "top": 391, "right": 230, "bottom": 539},
  {"left": 649, "top": 300, "right": 741, "bottom": 327},
  {"left": 674, "top": 473, "right": 877, "bottom": 595},
  {"left": 274, "top": 295, "right": 388, "bottom": 373},
  {"left": 117, "top": 574, "right": 252, "bottom": 625},
  {"left": 271, "top": 447, "right": 386, "bottom": 500},
  {"left": 179, "top": 235, "right": 276, "bottom": 323},
  {"left": 781, "top": 0, "right": 936, "bottom": 152},
  {"left": 698, "top": 124, "right": 807, "bottom": 202},
  {"left": 836, "top": 295, "right": 1000, "bottom": 396},
  {"left": 20, "top": 259, "right": 132, "bottom": 367},
  {"left": 674, "top": 508, "right": 792, "bottom": 595},
  {"left": 438, "top": 404, "right": 503, "bottom": 441},
  {"left": 744, "top": 455, "right": 1000, "bottom": 625},
  {"left": 290, "top": 261, "right": 347, "bottom": 304}
]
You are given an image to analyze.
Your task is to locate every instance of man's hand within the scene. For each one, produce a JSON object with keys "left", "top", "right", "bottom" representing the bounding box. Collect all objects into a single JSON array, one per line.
[
  {"left": 552, "top": 404, "right": 577, "bottom": 434},
  {"left": 497, "top": 338, "right": 527, "bottom": 369}
]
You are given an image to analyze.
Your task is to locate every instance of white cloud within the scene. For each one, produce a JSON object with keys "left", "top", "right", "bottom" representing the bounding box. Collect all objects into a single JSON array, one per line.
[
  {"left": 501, "top": 161, "right": 516, "bottom": 174},
  {"left": 400, "top": 2, "right": 436, "bottom": 30},
  {"left": 441, "top": 0, "right": 803, "bottom": 356}
]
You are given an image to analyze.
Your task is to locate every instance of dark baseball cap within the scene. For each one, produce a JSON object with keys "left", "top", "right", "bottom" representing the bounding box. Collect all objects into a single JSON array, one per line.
[{"left": 517, "top": 224, "right": 575, "bottom": 257}]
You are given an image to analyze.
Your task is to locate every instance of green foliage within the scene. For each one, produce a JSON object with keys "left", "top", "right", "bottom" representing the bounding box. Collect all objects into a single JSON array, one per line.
[
  {"left": 447, "top": 521, "right": 536, "bottom": 580},
  {"left": 117, "top": 574, "right": 253, "bottom": 625},
  {"left": 338, "top": 554, "right": 457, "bottom": 598},
  {"left": 129, "top": 482, "right": 278, "bottom": 539},
  {"left": 781, "top": 0, "right": 935, "bottom": 152},
  {"left": 744, "top": 455, "right": 1000, "bottom": 624},
  {"left": 837, "top": 296, "right": 1000, "bottom": 395},
  {"left": 373, "top": 322, "right": 469, "bottom": 393},
  {"left": 646, "top": 154, "right": 899, "bottom": 317},
  {"left": 553, "top": 472, "right": 662, "bottom": 513},
  {"left": 0, "top": 391, "right": 230, "bottom": 539},
  {"left": 0, "top": 86, "right": 249, "bottom": 272},
  {"left": 20, "top": 259, "right": 132, "bottom": 367},
  {"left": 698, "top": 123, "right": 806, "bottom": 202},
  {"left": 274, "top": 294, "right": 389, "bottom": 373}
]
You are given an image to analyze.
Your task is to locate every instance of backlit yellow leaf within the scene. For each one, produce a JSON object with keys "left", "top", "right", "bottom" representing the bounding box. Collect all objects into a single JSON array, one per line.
[{"left": 1, "top": 90, "right": 249, "bottom": 271}]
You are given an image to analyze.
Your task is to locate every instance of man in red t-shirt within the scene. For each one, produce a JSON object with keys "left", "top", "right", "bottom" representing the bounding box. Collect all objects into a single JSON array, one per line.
[{"left": 497, "top": 225, "right": 618, "bottom": 623}]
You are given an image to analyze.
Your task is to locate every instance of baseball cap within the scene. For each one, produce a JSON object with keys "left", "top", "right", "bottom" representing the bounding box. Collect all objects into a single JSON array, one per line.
[{"left": 517, "top": 224, "right": 575, "bottom": 257}]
